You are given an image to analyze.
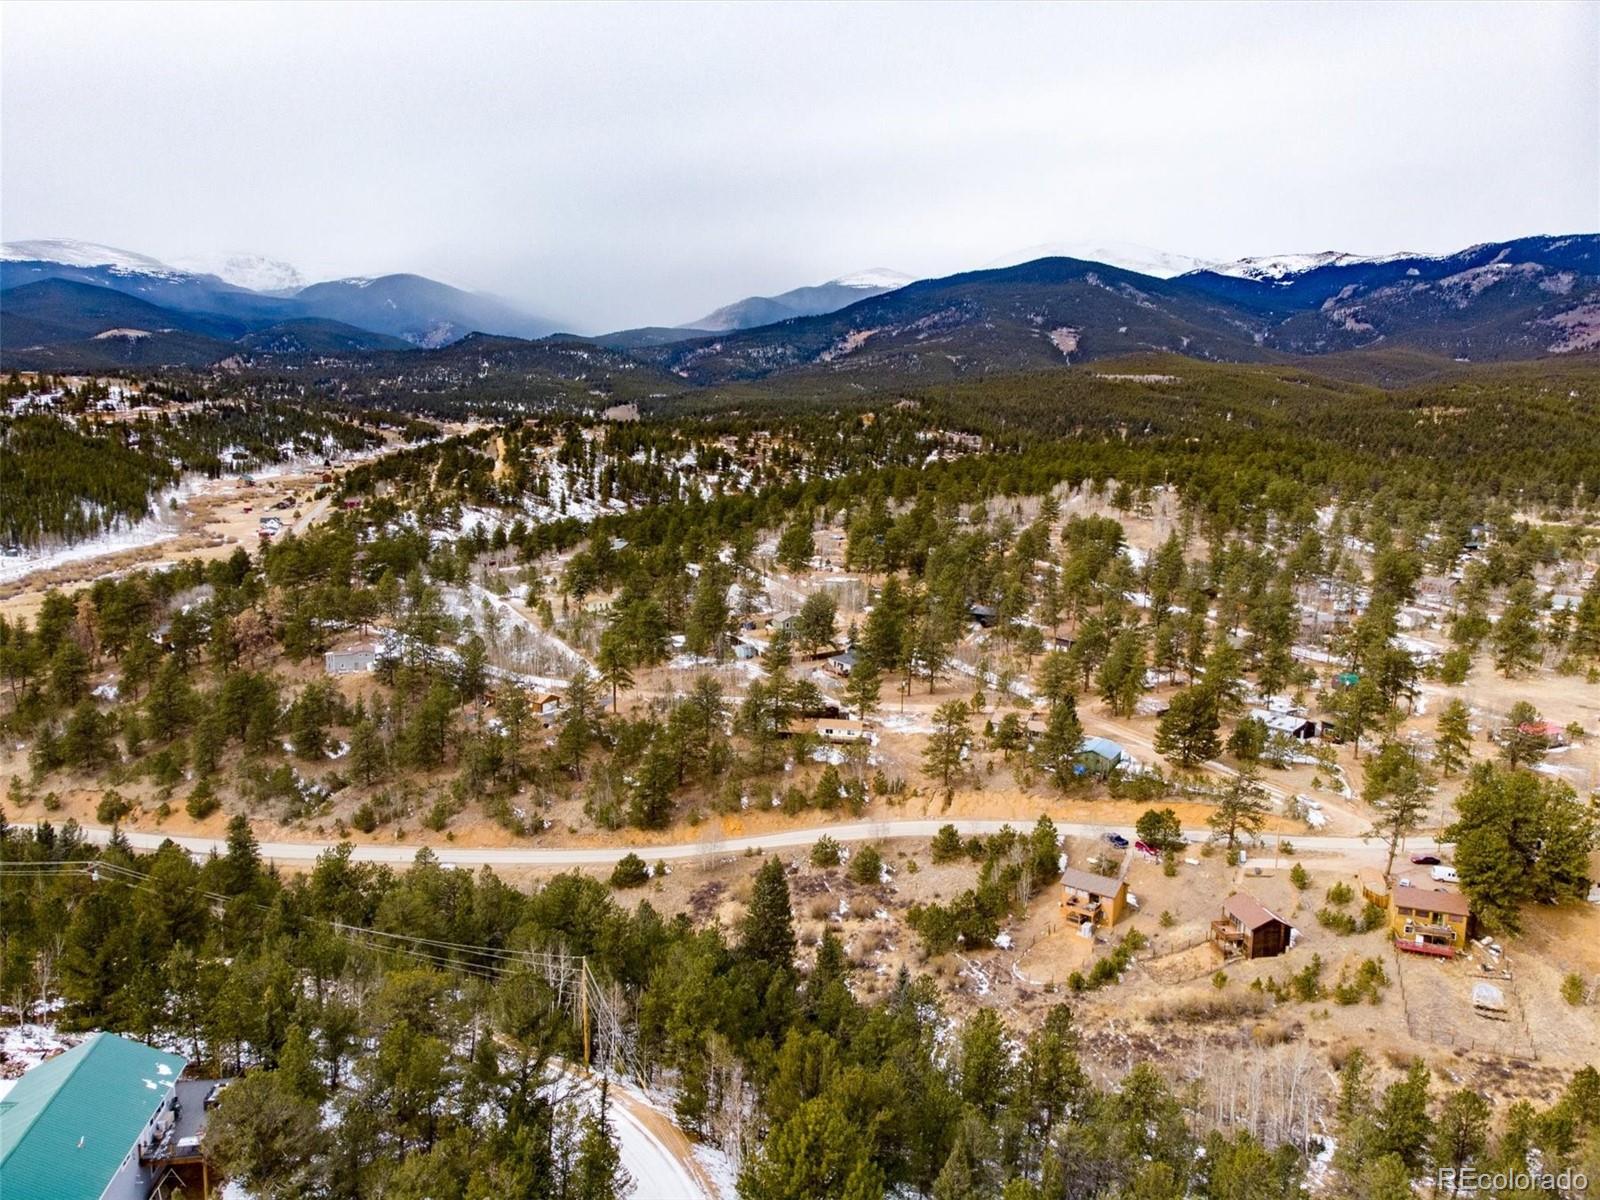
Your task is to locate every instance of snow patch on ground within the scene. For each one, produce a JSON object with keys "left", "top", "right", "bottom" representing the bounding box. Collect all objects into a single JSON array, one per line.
[{"left": 0, "top": 1020, "right": 78, "bottom": 1099}]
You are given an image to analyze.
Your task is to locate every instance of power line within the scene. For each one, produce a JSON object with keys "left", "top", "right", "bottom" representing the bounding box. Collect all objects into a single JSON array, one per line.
[{"left": 1, "top": 847, "right": 645, "bottom": 1079}]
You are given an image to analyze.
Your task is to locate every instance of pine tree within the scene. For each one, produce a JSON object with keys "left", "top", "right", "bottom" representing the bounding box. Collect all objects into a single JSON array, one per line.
[
  {"left": 957, "top": 1009, "right": 1011, "bottom": 1118},
  {"left": 738, "top": 1093, "right": 884, "bottom": 1200},
  {"left": 596, "top": 637, "right": 634, "bottom": 712},
  {"left": 1433, "top": 1088, "right": 1491, "bottom": 1190},
  {"left": 222, "top": 814, "right": 261, "bottom": 896},
  {"left": 1498, "top": 700, "right": 1548, "bottom": 768},
  {"left": 556, "top": 669, "right": 602, "bottom": 778},
  {"left": 776, "top": 515, "right": 816, "bottom": 573},
  {"left": 1154, "top": 687, "right": 1220, "bottom": 768},
  {"left": 1493, "top": 580, "right": 1542, "bottom": 677},
  {"left": 1207, "top": 764, "right": 1271, "bottom": 853},
  {"left": 1096, "top": 627, "right": 1147, "bottom": 718},
  {"left": 843, "top": 652, "right": 882, "bottom": 722},
  {"left": 741, "top": 857, "right": 796, "bottom": 971},
  {"left": 1434, "top": 699, "right": 1472, "bottom": 776},
  {"left": 49, "top": 638, "right": 90, "bottom": 707},
  {"left": 278, "top": 1022, "right": 325, "bottom": 1102},
  {"left": 1371, "top": 1061, "right": 1432, "bottom": 1170},
  {"left": 1364, "top": 742, "right": 1433, "bottom": 875},
  {"left": 1446, "top": 762, "right": 1600, "bottom": 932},
  {"left": 571, "top": 1082, "right": 630, "bottom": 1200},
  {"left": 931, "top": 1114, "right": 999, "bottom": 1200},
  {"left": 1032, "top": 696, "right": 1085, "bottom": 790},
  {"left": 349, "top": 716, "right": 386, "bottom": 785},
  {"left": 794, "top": 591, "right": 838, "bottom": 657},
  {"left": 923, "top": 700, "right": 970, "bottom": 801}
]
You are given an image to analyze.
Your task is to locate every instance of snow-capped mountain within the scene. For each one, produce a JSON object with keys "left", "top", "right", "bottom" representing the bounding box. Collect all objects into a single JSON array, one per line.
[
  {"left": 985, "top": 241, "right": 1215, "bottom": 279},
  {"left": 830, "top": 268, "right": 917, "bottom": 290},
  {"left": 0, "top": 239, "right": 559, "bottom": 348},
  {"left": 172, "top": 252, "right": 306, "bottom": 294},
  {"left": 684, "top": 268, "right": 917, "bottom": 332},
  {"left": 1201, "top": 250, "right": 1426, "bottom": 283},
  {"left": 0, "top": 238, "right": 182, "bottom": 277}
]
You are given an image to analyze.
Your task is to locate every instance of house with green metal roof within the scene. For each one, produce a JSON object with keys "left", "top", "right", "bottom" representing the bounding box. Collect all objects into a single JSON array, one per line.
[
  {"left": 1078, "top": 736, "right": 1126, "bottom": 777},
  {"left": 0, "top": 1032, "right": 189, "bottom": 1200}
]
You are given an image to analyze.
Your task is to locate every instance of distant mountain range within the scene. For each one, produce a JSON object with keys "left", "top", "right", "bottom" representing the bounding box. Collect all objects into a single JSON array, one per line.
[
  {"left": 2, "top": 234, "right": 1596, "bottom": 378},
  {"left": 683, "top": 268, "right": 918, "bottom": 333},
  {"left": 0, "top": 240, "right": 562, "bottom": 353},
  {"left": 631, "top": 235, "right": 1600, "bottom": 384},
  {"left": 583, "top": 268, "right": 918, "bottom": 350}
]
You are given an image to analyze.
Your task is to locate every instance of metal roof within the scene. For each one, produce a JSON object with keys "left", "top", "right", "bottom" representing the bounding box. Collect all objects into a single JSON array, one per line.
[
  {"left": 1059, "top": 867, "right": 1124, "bottom": 898},
  {"left": 1079, "top": 736, "right": 1125, "bottom": 761},
  {"left": 0, "top": 1032, "right": 187, "bottom": 1200},
  {"left": 1223, "top": 891, "right": 1290, "bottom": 932}
]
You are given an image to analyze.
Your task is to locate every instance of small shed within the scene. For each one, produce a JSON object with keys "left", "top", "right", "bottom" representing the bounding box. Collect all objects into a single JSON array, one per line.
[
  {"left": 1358, "top": 868, "right": 1390, "bottom": 909},
  {"left": 825, "top": 650, "right": 858, "bottom": 678},
  {"left": 1059, "top": 865, "right": 1128, "bottom": 927},
  {"left": 1516, "top": 721, "right": 1570, "bottom": 748},
  {"left": 1078, "top": 736, "right": 1126, "bottom": 777},
  {"left": 1211, "top": 892, "right": 1295, "bottom": 960},
  {"left": 324, "top": 645, "right": 377, "bottom": 675},
  {"left": 969, "top": 603, "right": 999, "bottom": 628}
]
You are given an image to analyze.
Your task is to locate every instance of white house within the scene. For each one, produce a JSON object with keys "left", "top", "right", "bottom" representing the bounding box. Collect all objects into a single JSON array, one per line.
[
  {"left": 815, "top": 717, "right": 867, "bottom": 743},
  {"left": 324, "top": 645, "right": 377, "bottom": 675}
]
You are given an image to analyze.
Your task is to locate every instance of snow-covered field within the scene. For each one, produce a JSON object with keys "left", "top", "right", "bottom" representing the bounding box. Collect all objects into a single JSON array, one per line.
[
  {"left": 0, "top": 1018, "right": 77, "bottom": 1100},
  {"left": 0, "top": 492, "right": 188, "bottom": 585}
]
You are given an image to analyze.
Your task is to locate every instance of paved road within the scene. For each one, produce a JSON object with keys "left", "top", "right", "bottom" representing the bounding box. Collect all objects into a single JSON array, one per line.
[{"left": 80, "top": 818, "right": 1440, "bottom": 869}]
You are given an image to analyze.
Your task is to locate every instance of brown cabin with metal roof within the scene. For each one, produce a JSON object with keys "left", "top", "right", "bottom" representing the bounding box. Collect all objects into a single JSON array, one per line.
[
  {"left": 1059, "top": 863, "right": 1129, "bottom": 927},
  {"left": 1211, "top": 892, "right": 1295, "bottom": 960}
]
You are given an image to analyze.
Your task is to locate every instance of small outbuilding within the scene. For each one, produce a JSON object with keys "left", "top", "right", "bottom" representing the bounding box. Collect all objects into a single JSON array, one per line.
[
  {"left": 824, "top": 650, "right": 859, "bottom": 678},
  {"left": 1357, "top": 868, "right": 1390, "bottom": 909},
  {"left": 1211, "top": 892, "right": 1295, "bottom": 960}
]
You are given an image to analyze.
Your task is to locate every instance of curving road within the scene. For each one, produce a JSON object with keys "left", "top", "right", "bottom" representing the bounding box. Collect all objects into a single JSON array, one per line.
[{"left": 79, "top": 818, "right": 1439, "bottom": 870}]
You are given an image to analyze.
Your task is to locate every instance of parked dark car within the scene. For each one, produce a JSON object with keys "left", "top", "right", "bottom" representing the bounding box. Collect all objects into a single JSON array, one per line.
[
  {"left": 1104, "top": 833, "right": 1130, "bottom": 849},
  {"left": 1410, "top": 854, "right": 1441, "bottom": 866}
]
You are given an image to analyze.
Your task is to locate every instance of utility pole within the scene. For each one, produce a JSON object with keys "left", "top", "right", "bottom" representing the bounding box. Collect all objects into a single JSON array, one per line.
[{"left": 580, "top": 956, "right": 592, "bottom": 1068}]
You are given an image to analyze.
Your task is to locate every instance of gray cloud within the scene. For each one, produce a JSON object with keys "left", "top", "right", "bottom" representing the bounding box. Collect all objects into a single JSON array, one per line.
[{"left": 3, "top": 0, "right": 1595, "bottom": 332}]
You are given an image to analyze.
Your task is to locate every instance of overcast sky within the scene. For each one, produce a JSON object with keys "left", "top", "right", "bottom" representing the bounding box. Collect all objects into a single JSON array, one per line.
[{"left": 3, "top": 1, "right": 1596, "bottom": 331}]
